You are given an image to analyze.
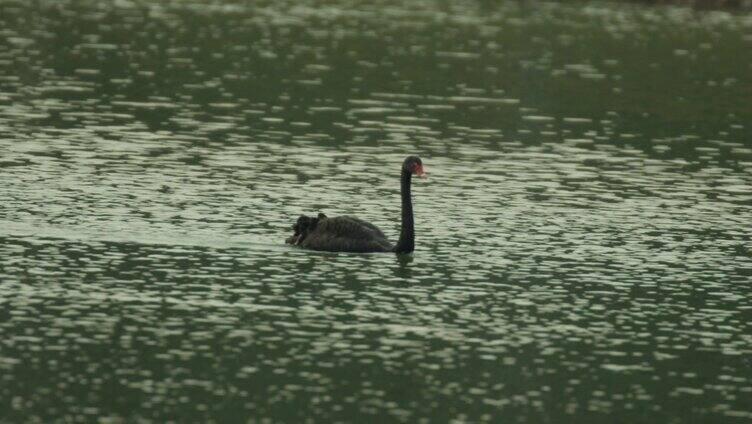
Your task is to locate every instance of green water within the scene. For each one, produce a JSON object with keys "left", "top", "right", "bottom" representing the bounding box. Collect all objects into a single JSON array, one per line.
[{"left": 1, "top": 0, "right": 751, "bottom": 422}]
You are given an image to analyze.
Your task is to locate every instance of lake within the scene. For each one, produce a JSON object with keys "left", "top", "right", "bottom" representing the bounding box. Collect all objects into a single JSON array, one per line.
[{"left": 1, "top": 0, "right": 751, "bottom": 422}]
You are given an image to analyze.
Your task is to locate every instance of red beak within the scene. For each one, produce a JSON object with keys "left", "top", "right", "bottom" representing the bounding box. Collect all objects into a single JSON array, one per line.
[{"left": 414, "top": 165, "right": 427, "bottom": 179}]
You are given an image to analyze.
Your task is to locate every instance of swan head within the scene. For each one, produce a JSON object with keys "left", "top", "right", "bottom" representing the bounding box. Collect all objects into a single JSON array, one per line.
[{"left": 403, "top": 155, "right": 426, "bottom": 178}]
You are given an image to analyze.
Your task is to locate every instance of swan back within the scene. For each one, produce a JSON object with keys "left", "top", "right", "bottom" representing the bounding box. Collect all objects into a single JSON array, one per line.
[{"left": 300, "top": 216, "right": 393, "bottom": 252}]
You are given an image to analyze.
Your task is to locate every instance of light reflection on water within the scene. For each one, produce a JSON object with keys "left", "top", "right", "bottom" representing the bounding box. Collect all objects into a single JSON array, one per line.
[{"left": 1, "top": 0, "right": 751, "bottom": 422}]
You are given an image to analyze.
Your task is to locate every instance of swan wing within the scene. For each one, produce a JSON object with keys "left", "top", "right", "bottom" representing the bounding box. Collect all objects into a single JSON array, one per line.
[
  {"left": 297, "top": 216, "right": 393, "bottom": 252},
  {"left": 316, "top": 216, "right": 388, "bottom": 240}
]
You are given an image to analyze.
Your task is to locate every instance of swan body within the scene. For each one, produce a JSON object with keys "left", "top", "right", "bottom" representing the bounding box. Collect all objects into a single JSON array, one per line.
[
  {"left": 300, "top": 216, "right": 393, "bottom": 253},
  {"left": 285, "top": 156, "right": 425, "bottom": 254}
]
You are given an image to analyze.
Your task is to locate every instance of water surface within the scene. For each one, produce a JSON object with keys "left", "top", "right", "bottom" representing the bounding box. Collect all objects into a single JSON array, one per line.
[{"left": 1, "top": 0, "right": 751, "bottom": 422}]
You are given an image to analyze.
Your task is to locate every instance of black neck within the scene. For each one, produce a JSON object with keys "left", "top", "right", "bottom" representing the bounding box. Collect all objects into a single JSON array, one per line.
[{"left": 394, "top": 169, "right": 414, "bottom": 254}]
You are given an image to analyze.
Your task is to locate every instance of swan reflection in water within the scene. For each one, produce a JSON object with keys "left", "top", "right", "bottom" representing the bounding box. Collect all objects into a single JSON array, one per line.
[{"left": 286, "top": 156, "right": 426, "bottom": 254}]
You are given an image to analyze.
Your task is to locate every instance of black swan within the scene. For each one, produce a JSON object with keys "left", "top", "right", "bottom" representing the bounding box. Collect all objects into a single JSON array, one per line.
[{"left": 286, "top": 155, "right": 426, "bottom": 254}]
